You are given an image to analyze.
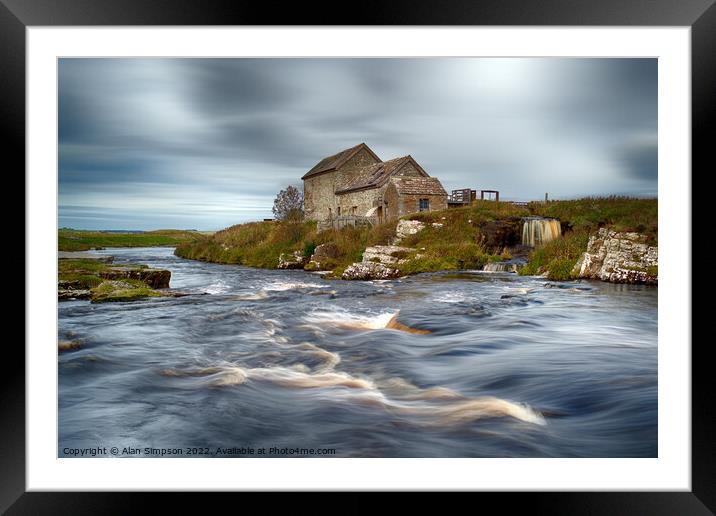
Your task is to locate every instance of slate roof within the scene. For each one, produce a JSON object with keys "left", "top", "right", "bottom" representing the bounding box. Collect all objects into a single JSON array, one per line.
[
  {"left": 301, "top": 143, "right": 380, "bottom": 180},
  {"left": 390, "top": 176, "right": 448, "bottom": 196},
  {"left": 335, "top": 156, "right": 415, "bottom": 194}
]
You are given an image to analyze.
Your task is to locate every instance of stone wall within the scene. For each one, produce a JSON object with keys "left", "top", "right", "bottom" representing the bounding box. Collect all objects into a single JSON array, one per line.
[
  {"left": 394, "top": 161, "right": 422, "bottom": 177},
  {"left": 336, "top": 187, "right": 384, "bottom": 219},
  {"left": 339, "top": 148, "right": 380, "bottom": 177},
  {"left": 397, "top": 193, "right": 448, "bottom": 218},
  {"left": 303, "top": 147, "right": 380, "bottom": 221},
  {"left": 304, "top": 171, "right": 337, "bottom": 221},
  {"left": 383, "top": 181, "right": 400, "bottom": 221}
]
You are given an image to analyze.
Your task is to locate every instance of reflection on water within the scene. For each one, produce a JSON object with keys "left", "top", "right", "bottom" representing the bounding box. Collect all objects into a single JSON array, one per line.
[{"left": 58, "top": 247, "right": 657, "bottom": 457}]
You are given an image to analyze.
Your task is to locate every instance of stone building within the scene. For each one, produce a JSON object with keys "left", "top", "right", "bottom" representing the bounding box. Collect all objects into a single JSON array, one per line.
[{"left": 302, "top": 143, "right": 447, "bottom": 225}]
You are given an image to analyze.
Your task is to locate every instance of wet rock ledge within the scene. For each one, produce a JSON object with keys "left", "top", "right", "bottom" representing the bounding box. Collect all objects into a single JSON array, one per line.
[{"left": 58, "top": 254, "right": 175, "bottom": 302}]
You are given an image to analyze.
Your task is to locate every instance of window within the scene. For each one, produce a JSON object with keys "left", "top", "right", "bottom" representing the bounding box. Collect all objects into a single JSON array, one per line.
[
  {"left": 352, "top": 206, "right": 357, "bottom": 215},
  {"left": 419, "top": 198, "right": 430, "bottom": 211},
  {"left": 328, "top": 208, "right": 332, "bottom": 218},
  {"left": 337, "top": 206, "right": 341, "bottom": 216}
]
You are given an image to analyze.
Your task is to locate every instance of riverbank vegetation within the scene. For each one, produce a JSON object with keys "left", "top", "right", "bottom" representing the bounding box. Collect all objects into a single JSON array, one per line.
[
  {"left": 519, "top": 196, "right": 657, "bottom": 279},
  {"left": 59, "top": 228, "right": 203, "bottom": 252},
  {"left": 174, "top": 196, "right": 657, "bottom": 281},
  {"left": 529, "top": 197, "right": 658, "bottom": 244}
]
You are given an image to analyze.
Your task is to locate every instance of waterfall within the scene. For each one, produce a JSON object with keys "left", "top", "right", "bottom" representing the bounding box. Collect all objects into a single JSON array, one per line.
[
  {"left": 522, "top": 218, "right": 561, "bottom": 247},
  {"left": 483, "top": 262, "right": 520, "bottom": 273}
]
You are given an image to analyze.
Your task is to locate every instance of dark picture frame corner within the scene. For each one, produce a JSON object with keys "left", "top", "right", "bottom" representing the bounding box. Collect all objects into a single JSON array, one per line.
[{"left": 5, "top": 0, "right": 713, "bottom": 513}]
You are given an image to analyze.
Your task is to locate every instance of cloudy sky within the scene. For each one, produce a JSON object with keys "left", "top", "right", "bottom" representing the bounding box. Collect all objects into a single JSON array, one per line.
[{"left": 59, "top": 58, "right": 657, "bottom": 230}]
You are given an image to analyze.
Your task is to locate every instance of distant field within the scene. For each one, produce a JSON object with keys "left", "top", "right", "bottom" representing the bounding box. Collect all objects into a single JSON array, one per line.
[{"left": 58, "top": 229, "right": 203, "bottom": 251}]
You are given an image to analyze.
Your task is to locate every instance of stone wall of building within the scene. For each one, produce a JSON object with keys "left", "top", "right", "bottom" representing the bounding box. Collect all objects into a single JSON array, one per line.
[
  {"left": 398, "top": 193, "right": 448, "bottom": 217},
  {"left": 393, "top": 161, "right": 422, "bottom": 177},
  {"left": 335, "top": 187, "right": 384, "bottom": 219},
  {"left": 383, "top": 182, "right": 401, "bottom": 221},
  {"left": 304, "top": 147, "right": 380, "bottom": 221},
  {"left": 338, "top": 148, "right": 380, "bottom": 178},
  {"left": 304, "top": 172, "right": 338, "bottom": 221}
]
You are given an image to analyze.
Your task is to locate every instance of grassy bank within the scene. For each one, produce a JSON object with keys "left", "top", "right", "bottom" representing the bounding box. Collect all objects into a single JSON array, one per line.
[
  {"left": 174, "top": 200, "right": 528, "bottom": 276},
  {"left": 174, "top": 197, "right": 657, "bottom": 280},
  {"left": 59, "top": 229, "right": 202, "bottom": 252},
  {"left": 175, "top": 219, "right": 397, "bottom": 273}
]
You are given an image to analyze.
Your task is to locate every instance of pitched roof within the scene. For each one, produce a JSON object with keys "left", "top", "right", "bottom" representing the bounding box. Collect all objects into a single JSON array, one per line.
[
  {"left": 336, "top": 156, "right": 419, "bottom": 194},
  {"left": 390, "top": 176, "right": 447, "bottom": 196},
  {"left": 301, "top": 143, "right": 380, "bottom": 180}
]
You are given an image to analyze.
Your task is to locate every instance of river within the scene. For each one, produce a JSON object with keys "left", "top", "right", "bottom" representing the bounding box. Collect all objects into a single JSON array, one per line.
[{"left": 58, "top": 247, "right": 657, "bottom": 457}]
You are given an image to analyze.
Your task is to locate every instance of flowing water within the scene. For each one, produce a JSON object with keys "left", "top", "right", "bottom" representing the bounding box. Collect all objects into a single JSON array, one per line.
[
  {"left": 522, "top": 217, "right": 562, "bottom": 247},
  {"left": 58, "top": 247, "right": 657, "bottom": 457}
]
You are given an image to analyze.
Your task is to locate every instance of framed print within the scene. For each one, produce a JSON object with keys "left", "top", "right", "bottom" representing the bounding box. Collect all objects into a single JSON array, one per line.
[{"left": 6, "top": 0, "right": 713, "bottom": 512}]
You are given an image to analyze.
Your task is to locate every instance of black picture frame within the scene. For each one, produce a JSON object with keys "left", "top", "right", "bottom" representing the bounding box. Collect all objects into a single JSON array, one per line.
[{"left": 6, "top": 0, "right": 711, "bottom": 513}]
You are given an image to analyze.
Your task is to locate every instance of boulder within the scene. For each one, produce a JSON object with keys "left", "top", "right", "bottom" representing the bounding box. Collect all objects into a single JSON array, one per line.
[
  {"left": 306, "top": 243, "right": 340, "bottom": 270},
  {"left": 341, "top": 262, "right": 401, "bottom": 280},
  {"left": 361, "top": 245, "right": 414, "bottom": 265},
  {"left": 395, "top": 219, "right": 426, "bottom": 241},
  {"left": 58, "top": 288, "right": 92, "bottom": 300},
  {"left": 277, "top": 251, "right": 307, "bottom": 269},
  {"left": 572, "top": 228, "right": 657, "bottom": 284},
  {"left": 58, "top": 340, "right": 82, "bottom": 352},
  {"left": 58, "top": 279, "right": 93, "bottom": 300},
  {"left": 312, "top": 243, "right": 339, "bottom": 260},
  {"left": 99, "top": 267, "right": 171, "bottom": 288}
]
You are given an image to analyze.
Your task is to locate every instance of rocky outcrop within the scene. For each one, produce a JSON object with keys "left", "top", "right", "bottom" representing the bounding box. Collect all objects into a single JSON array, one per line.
[
  {"left": 58, "top": 280, "right": 92, "bottom": 300},
  {"left": 341, "top": 261, "right": 401, "bottom": 280},
  {"left": 362, "top": 245, "right": 414, "bottom": 265},
  {"left": 306, "top": 243, "right": 339, "bottom": 270},
  {"left": 572, "top": 228, "right": 657, "bottom": 284},
  {"left": 277, "top": 251, "right": 307, "bottom": 269},
  {"left": 395, "top": 219, "right": 426, "bottom": 241},
  {"left": 98, "top": 266, "right": 171, "bottom": 288},
  {"left": 342, "top": 245, "right": 415, "bottom": 280}
]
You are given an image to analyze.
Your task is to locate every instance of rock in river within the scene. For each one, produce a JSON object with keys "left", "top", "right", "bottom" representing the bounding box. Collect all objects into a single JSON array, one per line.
[
  {"left": 278, "top": 251, "right": 307, "bottom": 270},
  {"left": 90, "top": 280, "right": 163, "bottom": 303},
  {"left": 341, "top": 261, "right": 401, "bottom": 280},
  {"left": 362, "top": 245, "right": 414, "bottom": 265},
  {"left": 98, "top": 266, "right": 171, "bottom": 288}
]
